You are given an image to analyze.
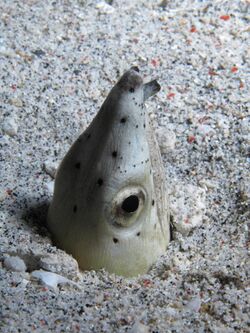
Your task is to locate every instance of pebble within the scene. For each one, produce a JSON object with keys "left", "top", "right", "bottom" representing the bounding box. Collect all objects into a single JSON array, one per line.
[
  {"left": 156, "top": 128, "right": 176, "bottom": 153},
  {"left": 4, "top": 256, "right": 27, "bottom": 272},
  {"left": 169, "top": 184, "right": 206, "bottom": 235},
  {"left": 39, "top": 253, "right": 79, "bottom": 277},
  {"left": 198, "top": 179, "right": 217, "bottom": 190},
  {"left": 172, "top": 252, "right": 191, "bottom": 270},
  {"left": 44, "top": 160, "right": 59, "bottom": 179},
  {"left": 2, "top": 117, "right": 18, "bottom": 137},
  {"left": 31, "top": 270, "right": 80, "bottom": 290},
  {"left": 185, "top": 296, "right": 201, "bottom": 312},
  {"left": 128, "top": 321, "right": 149, "bottom": 333},
  {"left": 165, "top": 306, "right": 179, "bottom": 317},
  {"left": 9, "top": 97, "right": 23, "bottom": 108},
  {"left": 239, "top": 183, "right": 250, "bottom": 204},
  {"left": 45, "top": 181, "right": 54, "bottom": 194},
  {"left": 96, "top": 2, "right": 115, "bottom": 14},
  {"left": 0, "top": 188, "right": 7, "bottom": 202}
]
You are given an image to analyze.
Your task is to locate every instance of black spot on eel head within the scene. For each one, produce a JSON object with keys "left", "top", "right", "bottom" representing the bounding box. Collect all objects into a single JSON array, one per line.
[
  {"left": 97, "top": 178, "right": 103, "bottom": 186},
  {"left": 75, "top": 162, "right": 81, "bottom": 169}
]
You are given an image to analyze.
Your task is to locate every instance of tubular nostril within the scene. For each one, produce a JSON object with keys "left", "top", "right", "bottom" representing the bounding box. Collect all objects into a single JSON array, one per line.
[{"left": 131, "top": 66, "right": 139, "bottom": 73}]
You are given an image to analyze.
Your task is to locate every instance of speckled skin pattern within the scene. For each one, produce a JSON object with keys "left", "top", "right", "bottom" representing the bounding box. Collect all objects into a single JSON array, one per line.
[{"left": 48, "top": 68, "right": 170, "bottom": 276}]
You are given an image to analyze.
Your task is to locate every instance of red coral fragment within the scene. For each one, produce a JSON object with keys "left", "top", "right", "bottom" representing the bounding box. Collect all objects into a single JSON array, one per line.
[
  {"left": 142, "top": 279, "right": 153, "bottom": 287},
  {"left": 208, "top": 69, "right": 218, "bottom": 76},
  {"left": 231, "top": 66, "right": 238, "bottom": 73},
  {"left": 187, "top": 135, "right": 195, "bottom": 144},
  {"left": 167, "top": 92, "right": 175, "bottom": 100},
  {"left": 190, "top": 26, "right": 197, "bottom": 33},
  {"left": 151, "top": 58, "right": 159, "bottom": 67},
  {"left": 220, "top": 15, "right": 230, "bottom": 21},
  {"left": 6, "top": 189, "right": 13, "bottom": 195}
]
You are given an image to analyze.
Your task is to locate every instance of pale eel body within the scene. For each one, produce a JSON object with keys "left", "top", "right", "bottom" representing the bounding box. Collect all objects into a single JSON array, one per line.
[{"left": 47, "top": 67, "right": 170, "bottom": 277}]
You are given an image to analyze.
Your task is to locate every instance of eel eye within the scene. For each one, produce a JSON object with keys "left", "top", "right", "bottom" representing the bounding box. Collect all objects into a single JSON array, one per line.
[
  {"left": 121, "top": 195, "right": 139, "bottom": 213},
  {"left": 108, "top": 186, "right": 146, "bottom": 228}
]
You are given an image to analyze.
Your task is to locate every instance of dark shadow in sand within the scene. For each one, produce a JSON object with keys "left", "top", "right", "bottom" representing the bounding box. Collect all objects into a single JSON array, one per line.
[
  {"left": 4, "top": 195, "right": 53, "bottom": 271},
  {"left": 21, "top": 196, "right": 51, "bottom": 238}
]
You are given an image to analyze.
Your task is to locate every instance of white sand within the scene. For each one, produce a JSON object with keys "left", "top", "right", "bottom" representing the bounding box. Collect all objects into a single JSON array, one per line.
[{"left": 0, "top": 0, "right": 249, "bottom": 332}]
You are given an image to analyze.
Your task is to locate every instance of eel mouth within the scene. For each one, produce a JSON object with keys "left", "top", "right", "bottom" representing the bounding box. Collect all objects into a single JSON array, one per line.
[{"left": 143, "top": 80, "right": 161, "bottom": 101}]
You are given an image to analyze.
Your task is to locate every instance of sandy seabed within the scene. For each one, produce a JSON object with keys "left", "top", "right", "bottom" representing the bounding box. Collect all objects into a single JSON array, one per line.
[{"left": 0, "top": 1, "right": 249, "bottom": 332}]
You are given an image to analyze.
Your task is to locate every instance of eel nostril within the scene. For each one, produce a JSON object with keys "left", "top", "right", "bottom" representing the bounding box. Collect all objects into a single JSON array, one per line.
[{"left": 131, "top": 66, "right": 139, "bottom": 73}]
